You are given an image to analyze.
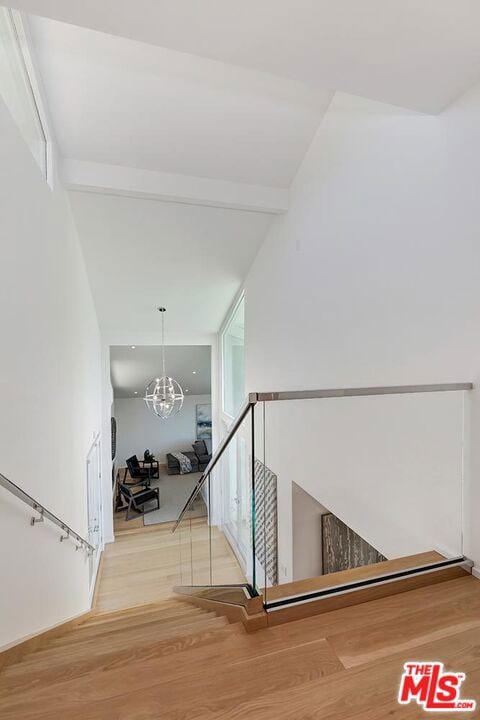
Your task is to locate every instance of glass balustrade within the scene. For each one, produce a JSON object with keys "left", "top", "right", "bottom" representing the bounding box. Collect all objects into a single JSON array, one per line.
[{"left": 173, "top": 384, "right": 470, "bottom": 610}]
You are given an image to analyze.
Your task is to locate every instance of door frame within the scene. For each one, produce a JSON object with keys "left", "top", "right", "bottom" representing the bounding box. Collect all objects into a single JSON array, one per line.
[{"left": 86, "top": 433, "right": 103, "bottom": 597}]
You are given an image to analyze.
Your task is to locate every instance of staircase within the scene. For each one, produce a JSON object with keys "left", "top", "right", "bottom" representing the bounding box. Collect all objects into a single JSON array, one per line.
[
  {"left": 1, "top": 575, "right": 480, "bottom": 718},
  {"left": 0, "top": 598, "right": 244, "bottom": 718}
]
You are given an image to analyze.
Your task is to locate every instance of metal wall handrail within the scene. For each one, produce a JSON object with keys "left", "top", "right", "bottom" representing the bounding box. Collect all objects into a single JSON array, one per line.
[
  {"left": 0, "top": 472, "right": 95, "bottom": 552},
  {"left": 172, "top": 381, "right": 473, "bottom": 533}
]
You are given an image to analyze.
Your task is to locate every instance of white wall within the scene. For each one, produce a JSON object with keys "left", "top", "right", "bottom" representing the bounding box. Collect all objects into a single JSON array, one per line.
[
  {"left": 292, "top": 483, "right": 327, "bottom": 582},
  {"left": 244, "top": 87, "right": 480, "bottom": 574},
  {"left": 0, "top": 96, "right": 102, "bottom": 649},
  {"left": 263, "top": 391, "right": 465, "bottom": 583},
  {"left": 114, "top": 395, "right": 212, "bottom": 466}
]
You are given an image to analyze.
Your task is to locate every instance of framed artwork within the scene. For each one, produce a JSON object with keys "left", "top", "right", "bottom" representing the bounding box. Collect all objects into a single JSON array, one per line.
[
  {"left": 196, "top": 403, "right": 212, "bottom": 439},
  {"left": 111, "top": 417, "right": 117, "bottom": 461},
  {"left": 252, "top": 459, "right": 278, "bottom": 585},
  {"left": 321, "top": 512, "right": 386, "bottom": 575}
]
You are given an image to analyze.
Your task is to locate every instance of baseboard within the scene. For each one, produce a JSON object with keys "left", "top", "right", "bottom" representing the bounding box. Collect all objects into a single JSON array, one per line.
[
  {"left": 472, "top": 566, "right": 480, "bottom": 580},
  {"left": 0, "top": 607, "right": 93, "bottom": 670}
]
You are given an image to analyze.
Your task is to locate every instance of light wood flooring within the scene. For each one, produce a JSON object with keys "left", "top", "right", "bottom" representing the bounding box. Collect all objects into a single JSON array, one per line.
[
  {"left": 96, "top": 515, "right": 245, "bottom": 611},
  {"left": 1, "top": 574, "right": 480, "bottom": 718},
  {"left": 2, "top": 512, "right": 479, "bottom": 717}
]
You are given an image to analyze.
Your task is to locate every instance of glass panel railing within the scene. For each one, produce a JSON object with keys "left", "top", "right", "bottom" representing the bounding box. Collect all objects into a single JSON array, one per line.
[
  {"left": 259, "top": 386, "right": 468, "bottom": 605},
  {"left": 175, "top": 403, "right": 259, "bottom": 593},
  {"left": 215, "top": 414, "right": 253, "bottom": 586},
  {"left": 251, "top": 400, "right": 268, "bottom": 600},
  {"left": 177, "top": 481, "right": 209, "bottom": 586},
  {"left": 173, "top": 383, "right": 470, "bottom": 610}
]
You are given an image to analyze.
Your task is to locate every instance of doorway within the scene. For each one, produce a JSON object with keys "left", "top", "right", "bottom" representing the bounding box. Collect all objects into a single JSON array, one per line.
[{"left": 86, "top": 435, "right": 103, "bottom": 591}]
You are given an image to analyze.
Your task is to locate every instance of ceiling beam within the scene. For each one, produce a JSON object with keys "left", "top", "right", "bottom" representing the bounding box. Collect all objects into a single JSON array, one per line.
[{"left": 62, "top": 159, "right": 289, "bottom": 214}]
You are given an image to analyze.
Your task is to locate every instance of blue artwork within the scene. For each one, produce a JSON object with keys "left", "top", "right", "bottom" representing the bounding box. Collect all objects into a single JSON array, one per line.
[{"left": 196, "top": 403, "right": 212, "bottom": 439}]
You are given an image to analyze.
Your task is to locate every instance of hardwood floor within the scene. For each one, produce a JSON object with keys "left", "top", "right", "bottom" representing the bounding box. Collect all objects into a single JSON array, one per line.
[
  {"left": 1, "top": 574, "right": 480, "bottom": 718},
  {"left": 2, "top": 507, "right": 478, "bottom": 718},
  {"left": 96, "top": 515, "right": 245, "bottom": 611}
]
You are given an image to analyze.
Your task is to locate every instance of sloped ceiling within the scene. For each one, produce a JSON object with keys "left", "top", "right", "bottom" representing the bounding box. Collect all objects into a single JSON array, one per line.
[{"left": 13, "top": 0, "right": 480, "bottom": 113}]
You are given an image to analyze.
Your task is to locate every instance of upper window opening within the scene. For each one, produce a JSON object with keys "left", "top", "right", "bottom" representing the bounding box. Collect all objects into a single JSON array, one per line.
[
  {"left": 0, "top": 8, "right": 48, "bottom": 179},
  {"left": 222, "top": 295, "right": 245, "bottom": 418}
]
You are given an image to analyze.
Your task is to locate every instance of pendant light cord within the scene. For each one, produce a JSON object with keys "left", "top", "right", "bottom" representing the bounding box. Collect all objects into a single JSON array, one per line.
[
  {"left": 161, "top": 309, "right": 166, "bottom": 378},
  {"left": 159, "top": 307, "right": 167, "bottom": 378}
]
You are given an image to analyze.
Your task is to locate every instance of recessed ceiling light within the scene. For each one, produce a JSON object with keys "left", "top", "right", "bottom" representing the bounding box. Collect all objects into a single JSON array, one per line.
[
  {"left": 134, "top": 391, "right": 138, "bottom": 395},
  {"left": 192, "top": 370, "right": 196, "bottom": 374},
  {"left": 130, "top": 345, "right": 136, "bottom": 349},
  {"left": 185, "top": 388, "right": 189, "bottom": 392}
]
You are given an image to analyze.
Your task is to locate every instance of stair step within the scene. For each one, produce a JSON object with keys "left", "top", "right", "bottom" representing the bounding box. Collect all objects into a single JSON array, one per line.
[
  {"left": 54, "top": 607, "right": 207, "bottom": 643},
  {"left": 0, "top": 625, "right": 341, "bottom": 719},
  {"left": 83, "top": 599, "right": 190, "bottom": 624},
  {"left": 1, "top": 576, "right": 479, "bottom": 720},
  {"left": 0, "top": 624, "right": 267, "bottom": 709},
  {"left": 3, "top": 619, "right": 346, "bottom": 707},
  {"left": 10, "top": 615, "right": 228, "bottom": 670},
  {"left": 0, "top": 624, "right": 244, "bottom": 696}
]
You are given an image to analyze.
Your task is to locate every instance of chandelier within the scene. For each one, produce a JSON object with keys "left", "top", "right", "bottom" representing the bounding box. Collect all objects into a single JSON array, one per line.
[{"left": 144, "top": 308, "right": 184, "bottom": 419}]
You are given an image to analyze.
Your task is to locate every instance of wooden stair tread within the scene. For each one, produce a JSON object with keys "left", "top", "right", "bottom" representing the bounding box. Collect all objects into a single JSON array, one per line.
[
  {"left": 0, "top": 634, "right": 343, "bottom": 718},
  {"left": 265, "top": 550, "right": 445, "bottom": 601},
  {"left": 84, "top": 598, "right": 191, "bottom": 622},
  {"left": 12, "top": 615, "right": 227, "bottom": 668},
  {"left": 60, "top": 607, "right": 208, "bottom": 640},
  {"left": 0, "top": 624, "right": 245, "bottom": 693}
]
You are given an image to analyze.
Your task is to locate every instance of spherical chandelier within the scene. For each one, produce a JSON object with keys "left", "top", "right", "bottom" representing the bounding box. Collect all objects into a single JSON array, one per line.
[{"left": 144, "top": 308, "right": 184, "bottom": 419}]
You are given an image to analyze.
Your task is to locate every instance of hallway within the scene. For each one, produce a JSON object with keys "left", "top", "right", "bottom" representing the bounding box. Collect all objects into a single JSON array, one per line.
[{"left": 95, "top": 516, "right": 245, "bottom": 612}]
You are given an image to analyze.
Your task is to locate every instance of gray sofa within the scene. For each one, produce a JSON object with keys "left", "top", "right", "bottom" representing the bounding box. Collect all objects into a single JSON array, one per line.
[
  {"left": 166, "top": 451, "right": 199, "bottom": 475},
  {"left": 192, "top": 440, "right": 212, "bottom": 471}
]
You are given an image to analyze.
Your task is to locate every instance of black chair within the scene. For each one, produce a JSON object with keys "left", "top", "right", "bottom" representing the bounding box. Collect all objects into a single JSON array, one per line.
[
  {"left": 119, "top": 483, "right": 160, "bottom": 521},
  {"left": 192, "top": 440, "right": 212, "bottom": 472},
  {"left": 124, "top": 455, "right": 153, "bottom": 486}
]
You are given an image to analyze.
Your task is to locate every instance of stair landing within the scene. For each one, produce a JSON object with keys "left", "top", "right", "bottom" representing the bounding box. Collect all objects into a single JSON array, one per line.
[{"left": 263, "top": 550, "right": 468, "bottom": 625}]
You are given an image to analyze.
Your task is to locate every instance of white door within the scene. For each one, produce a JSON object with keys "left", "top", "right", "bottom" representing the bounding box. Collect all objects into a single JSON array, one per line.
[{"left": 87, "top": 436, "right": 103, "bottom": 589}]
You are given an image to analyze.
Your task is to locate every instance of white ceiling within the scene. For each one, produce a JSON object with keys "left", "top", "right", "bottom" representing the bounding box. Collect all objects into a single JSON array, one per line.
[
  {"left": 111, "top": 345, "right": 211, "bottom": 398},
  {"left": 69, "top": 190, "right": 271, "bottom": 340},
  {"left": 28, "top": 17, "right": 330, "bottom": 187},
  {"left": 15, "top": 0, "right": 480, "bottom": 113},
  {"left": 12, "top": 0, "right": 480, "bottom": 343}
]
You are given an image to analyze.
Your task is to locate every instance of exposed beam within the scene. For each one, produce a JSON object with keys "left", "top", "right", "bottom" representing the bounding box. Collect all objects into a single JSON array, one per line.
[{"left": 62, "top": 159, "right": 289, "bottom": 214}]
